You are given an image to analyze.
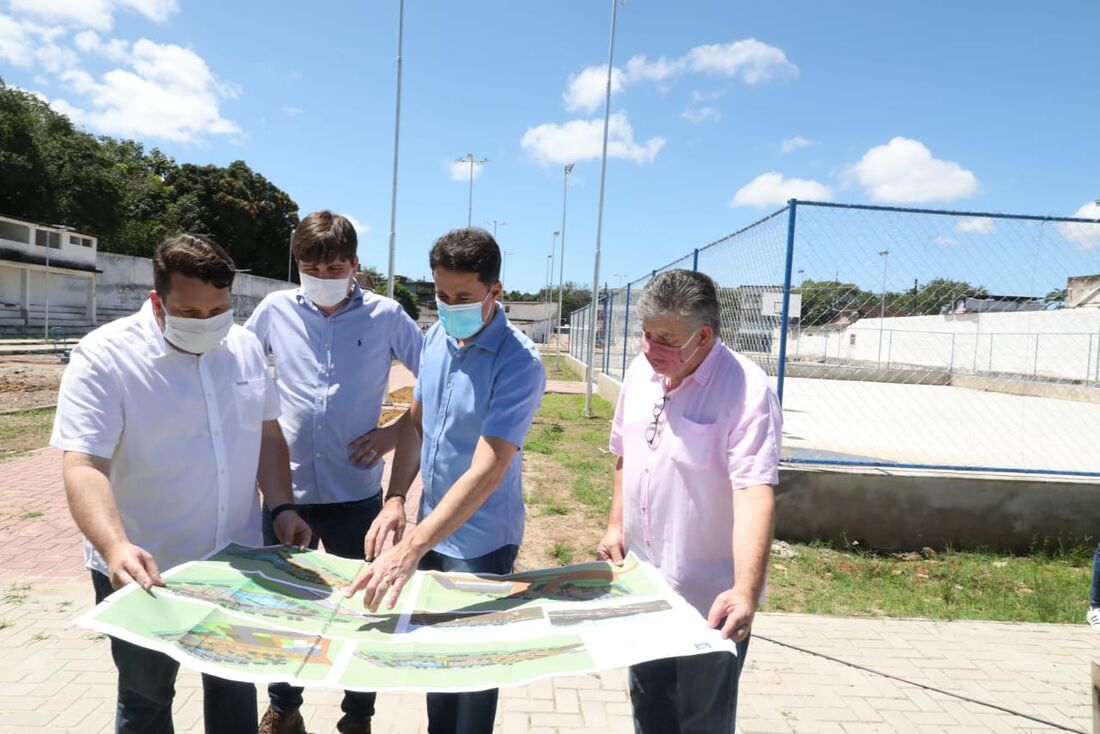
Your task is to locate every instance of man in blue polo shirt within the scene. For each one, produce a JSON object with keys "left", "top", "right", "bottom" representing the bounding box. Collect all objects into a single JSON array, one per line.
[
  {"left": 347, "top": 226, "right": 546, "bottom": 733},
  {"left": 245, "top": 211, "right": 423, "bottom": 734}
]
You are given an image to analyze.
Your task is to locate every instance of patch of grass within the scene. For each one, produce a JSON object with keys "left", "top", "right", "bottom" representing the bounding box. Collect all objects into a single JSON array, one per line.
[
  {"left": 0, "top": 407, "right": 55, "bottom": 462},
  {"left": 552, "top": 541, "right": 575, "bottom": 566},
  {"left": 56, "top": 600, "right": 73, "bottom": 613},
  {"left": 524, "top": 394, "right": 615, "bottom": 517},
  {"left": 0, "top": 619, "right": 10, "bottom": 631},
  {"left": 541, "top": 355, "right": 582, "bottom": 382},
  {"left": 29, "top": 631, "right": 52, "bottom": 643},
  {"left": 18, "top": 509, "right": 43, "bottom": 520},
  {"left": 766, "top": 542, "right": 1093, "bottom": 624},
  {"left": 2, "top": 582, "right": 31, "bottom": 605}
]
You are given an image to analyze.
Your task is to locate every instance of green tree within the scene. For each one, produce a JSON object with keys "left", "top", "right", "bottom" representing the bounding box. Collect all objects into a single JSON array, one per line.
[
  {"left": 166, "top": 161, "right": 299, "bottom": 279},
  {"left": 902, "top": 278, "right": 988, "bottom": 315},
  {"left": 382, "top": 281, "right": 420, "bottom": 321},
  {"left": 798, "top": 280, "right": 872, "bottom": 326}
]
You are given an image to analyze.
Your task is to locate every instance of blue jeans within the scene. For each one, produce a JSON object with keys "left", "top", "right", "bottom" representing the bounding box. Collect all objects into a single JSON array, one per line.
[
  {"left": 1091, "top": 541, "right": 1100, "bottom": 608},
  {"left": 262, "top": 495, "right": 383, "bottom": 722},
  {"left": 419, "top": 544, "right": 520, "bottom": 734},
  {"left": 92, "top": 570, "right": 258, "bottom": 734},
  {"left": 628, "top": 637, "right": 751, "bottom": 734}
]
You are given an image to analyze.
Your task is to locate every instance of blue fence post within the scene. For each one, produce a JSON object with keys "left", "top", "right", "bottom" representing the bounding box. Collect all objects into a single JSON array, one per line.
[
  {"left": 692, "top": 248, "right": 699, "bottom": 271},
  {"left": 603, "top": 292, "right": 614, "bottom": 374},
  {"left": 622, "top": 283, "right": 631, "bottom": 378},
  {"left": 775, "top": 200, "right": 798, "bottom": 405}
]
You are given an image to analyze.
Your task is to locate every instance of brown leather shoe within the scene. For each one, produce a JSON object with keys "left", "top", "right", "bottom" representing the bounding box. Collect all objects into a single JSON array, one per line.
[
  {"left": 259, "top": 707, "right": 307, "bottom": 734},
  {"left": 336, "top": 714, "right": 371, "bottom": 734}
]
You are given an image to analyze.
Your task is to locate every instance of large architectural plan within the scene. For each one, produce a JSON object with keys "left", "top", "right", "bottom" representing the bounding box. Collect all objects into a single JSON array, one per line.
[{"left": 78, "top": 544, "right": 736, "bottom": 692}]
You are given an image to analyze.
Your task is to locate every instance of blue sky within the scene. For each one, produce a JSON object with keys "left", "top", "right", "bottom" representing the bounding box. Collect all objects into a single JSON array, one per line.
[{"left": 2, "top": 0, "right": 1098, "bottom": 295}]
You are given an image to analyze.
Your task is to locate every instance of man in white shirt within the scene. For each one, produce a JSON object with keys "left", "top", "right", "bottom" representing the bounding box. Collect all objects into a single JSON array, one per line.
[{"left": 52, "top": 234, "right": 311, "bottom": 734}]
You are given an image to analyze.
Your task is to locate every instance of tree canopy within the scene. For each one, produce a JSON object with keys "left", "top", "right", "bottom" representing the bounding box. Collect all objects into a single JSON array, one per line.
[{"left": 0, "top": 80, "right": 299, "bottom": 280}]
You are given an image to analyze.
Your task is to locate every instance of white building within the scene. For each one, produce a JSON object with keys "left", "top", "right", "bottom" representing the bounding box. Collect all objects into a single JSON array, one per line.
[{"left": 0, "top": 215, "right": 98, "bottom": 333}]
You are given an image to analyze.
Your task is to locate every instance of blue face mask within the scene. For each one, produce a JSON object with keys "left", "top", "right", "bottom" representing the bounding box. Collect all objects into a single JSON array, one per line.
[{"left": 436, "top": 292, "right": 491, "bottom": 339}]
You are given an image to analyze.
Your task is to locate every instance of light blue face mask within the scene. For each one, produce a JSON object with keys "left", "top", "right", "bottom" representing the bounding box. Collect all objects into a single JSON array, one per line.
[{"left": 436, "top": 292, "right": 491, "bottom": 339}]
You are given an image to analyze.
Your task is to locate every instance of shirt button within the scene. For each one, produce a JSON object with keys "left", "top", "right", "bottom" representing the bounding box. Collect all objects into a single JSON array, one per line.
[
  {"left": 315, "top": 452, "right": 322, "bottom": 458},
  {"left": 219, "top": 469, "right": 225, "bottom": 475}
]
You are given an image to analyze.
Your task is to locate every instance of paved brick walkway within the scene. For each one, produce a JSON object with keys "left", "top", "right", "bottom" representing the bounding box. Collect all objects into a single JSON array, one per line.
[{"left": 0, "top": 365, "right": 1094, "bottom": 732}]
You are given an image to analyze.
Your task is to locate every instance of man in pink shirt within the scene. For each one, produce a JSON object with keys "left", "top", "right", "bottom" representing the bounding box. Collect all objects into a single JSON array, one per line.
[{"left": 598, "top": 269, "right": 780, "bottom": 734}]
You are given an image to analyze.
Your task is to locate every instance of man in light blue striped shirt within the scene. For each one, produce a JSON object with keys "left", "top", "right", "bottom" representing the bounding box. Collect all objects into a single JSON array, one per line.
[{"left": 245, "top": 211, "right": 422, "bottom": 734}]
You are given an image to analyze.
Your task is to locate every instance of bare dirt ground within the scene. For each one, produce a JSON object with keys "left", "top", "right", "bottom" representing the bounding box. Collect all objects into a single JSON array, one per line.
[
  {"left": 0, "top": 355, "right": 66, "bottom": 413},
  {"left": 516, "top": 452, "right": 604, "bottom": 572}
]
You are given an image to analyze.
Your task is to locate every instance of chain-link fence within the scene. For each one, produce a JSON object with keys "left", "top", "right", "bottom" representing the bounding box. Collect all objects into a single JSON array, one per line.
[{"left": 566, "top": 200, "right": 1100, "bottom": 476}]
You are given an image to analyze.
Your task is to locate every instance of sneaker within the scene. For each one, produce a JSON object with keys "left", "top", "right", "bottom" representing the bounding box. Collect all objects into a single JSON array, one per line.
[
  {"left": 336, "top": 715, "right": 371, "bottom": 734},
  {"left": 1087, "top": 607, "right": 1100, "bottom": 630},
  {"left": 259, "top": 707, "right": 306, "bottom": 734}
]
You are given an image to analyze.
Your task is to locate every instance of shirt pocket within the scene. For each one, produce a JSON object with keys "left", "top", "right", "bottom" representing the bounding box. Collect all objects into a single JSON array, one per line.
[
  {"left": 233, "top": 377, "right": 268, "bottom": 427},
  {"left": 668, "top": 417, "right": 721, "bottom": 468}
]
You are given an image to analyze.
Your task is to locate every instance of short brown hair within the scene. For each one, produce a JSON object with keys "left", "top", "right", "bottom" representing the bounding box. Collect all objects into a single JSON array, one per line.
[
  {"left": 293, "top": 211, "right": 357, "bottom": 264},
  {"left": 429, "top": 227, "right": 500, "bottom": 285},
  {"left": 153, "top": 234, "right": 236, "bottom": 296}
]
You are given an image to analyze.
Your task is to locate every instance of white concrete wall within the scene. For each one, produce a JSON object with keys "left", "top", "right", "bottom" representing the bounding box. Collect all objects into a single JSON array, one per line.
[
  {"left": 787, "top": 309, "right": 1100, "bottom": 382},
  {"left": 96, "top": 252, "right": 292, "bottom": 321}
]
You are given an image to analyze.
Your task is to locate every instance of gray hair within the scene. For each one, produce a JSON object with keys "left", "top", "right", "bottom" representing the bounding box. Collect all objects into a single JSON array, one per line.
[{"left": 636, "top": 270, "right": 720, "bottom": 331}]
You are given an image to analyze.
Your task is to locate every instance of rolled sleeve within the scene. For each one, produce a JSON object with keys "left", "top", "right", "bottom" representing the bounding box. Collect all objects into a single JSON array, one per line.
[
  {"left": 727, "top": 384, "right": 782, "bottom": 490},
  {"left": 262, "top": 372, "right": 281, "bottom": 421},
  {"left": 481, "top": 351, "right": 546, "bottom": 448},
  {"left": 392, "top": 309, "right": 424, "bottom": 377},
  {"left": 50, "top": 345, "right": 124, "bottom": 459},
  {"left": 608, "top": 373, "right": 629, "bottom": 457}
]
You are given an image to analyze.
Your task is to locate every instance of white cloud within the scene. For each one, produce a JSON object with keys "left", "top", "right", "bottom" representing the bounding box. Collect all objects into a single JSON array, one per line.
[
  {"left": 282, "top": 105, "right": 303, "bottom": 117},
  {"left": 681, "top": 106, "right": 719, "bottom": 124},
  {"left": 624, "top": 54, "right": 682, "bottom": 82},
  {"left": 73, "top": 30, "right": 130, "bottom": 61},
  {"left": 521, "top": 112, "right": 665, "bottom": 166},
  {"left": 8, "top": 0, "right": 178, "bottom": 31},
  {"left": 780, "top": 136, "right": 814, "bottom": 153},
  {"left": 0, "top": 13, "right": 76, "bottom": 72},
  {"left": 1057, "top": 201, "right": 1100, "bottom": 250},
  {"left": 560, "top": 38, "right": 795, "bottom": 114},
  {"left": 562, "top": 64, "right": 624, "bottom": 114},
  {"left": 342, "top": 214, "right": 370, "bottom": 236},
  {"left": 686, "top": 39, "right": 799, "bottom": 83},
  {"left": 954, "top": 217, "right": 995, "bottom": 234},
  {"left": 691, "top": 89, "right": 726, "bottom": 102},
  {"left": 931, "top": 235, "right": 958, "bottom": 246},
  {"left": 56, "top": 38, "right": 241, "bottom": 142},
  {"left": 49, "top": 96, "right": 86, "bottom": 120},
  {"left": 450, "top": 160, "right": 484, "bottom": 182},
  {"left": 849, "top": 137, "right": 979, "bottom": 203},
  {"left": 731, "top": 172, "right": 832, "bottom": 208}
]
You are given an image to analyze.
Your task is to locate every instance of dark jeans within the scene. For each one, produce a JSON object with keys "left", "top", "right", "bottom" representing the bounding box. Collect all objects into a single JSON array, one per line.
[
  {"left": 262, "top": 495, "right": 383, "bottom": 722},
  {"left": 628, "top": 637, "right": 751, "bottom": 734},
  {"left": 92, "top": 570, "right": 258, "bottom": 734},
  {"left": 419, "top": 544, "right": 520, "bottom": 734},
  {"left": 1091, "top": 541, "right": 1100, "bottom": 608}
]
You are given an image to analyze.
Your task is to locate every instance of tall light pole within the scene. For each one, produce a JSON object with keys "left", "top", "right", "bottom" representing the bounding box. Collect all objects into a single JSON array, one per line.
[
  {"left": 501, "top": 250, "right": 512, "bottom": 284},
  {"left": 878, "top": 250, "right": 889, "bottom": 366},
  {"left": 555, "top": 162, "right": 575, "bottom": 368},
  {"left": 457, "top": 153, "right": 490, "bottom": 227},
  {"left": 486, "top": 219, "right": 506, "bottom": 239},
  {"left": 385, "top": 0, "right": 405, "bottom": 299},
  {"left": 584, "top": 0, "right": 622, "bottom": 417},
  {"left": 545, "top": 253, "right": 554, "bottom": 343},
  {"left": 549, "top": 231, "right": 559, "bottom": 343}
]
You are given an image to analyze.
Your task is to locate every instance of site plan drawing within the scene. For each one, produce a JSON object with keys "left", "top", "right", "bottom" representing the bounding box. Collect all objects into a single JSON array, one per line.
[{"left": 78, "top": 543, "right": 737, "bottom": 692}]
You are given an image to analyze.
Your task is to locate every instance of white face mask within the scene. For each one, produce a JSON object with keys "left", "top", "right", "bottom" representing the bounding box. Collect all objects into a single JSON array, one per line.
[
  {"left": 300, "top": 271, "right": 352, "bottom": 308},
  {"left": 162, "top": 309, "right": 235, "bottom": 355}
]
